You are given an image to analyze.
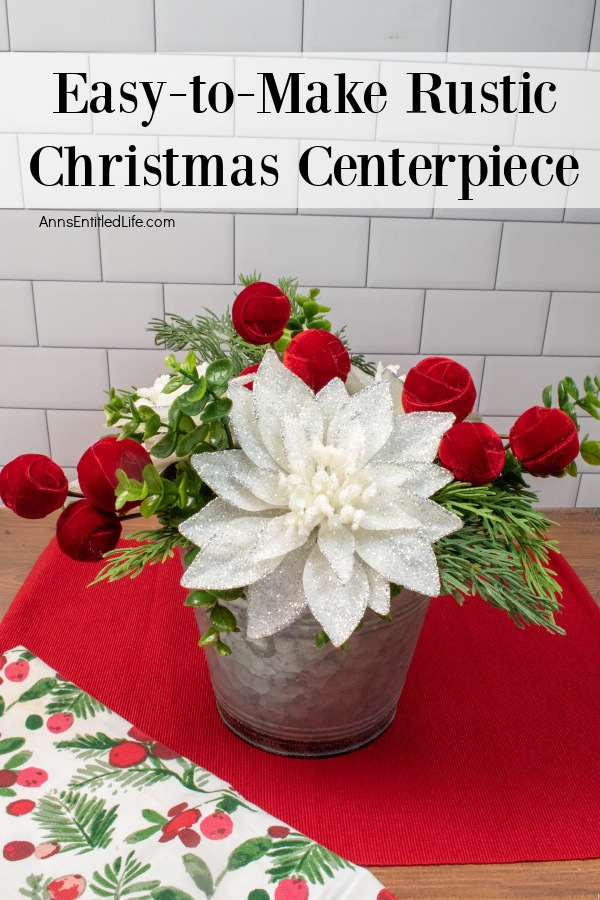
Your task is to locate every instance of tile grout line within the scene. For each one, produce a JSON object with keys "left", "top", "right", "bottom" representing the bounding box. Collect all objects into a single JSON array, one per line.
[
  {"left": 364, "top": 218, "right": 371, "bottom": 288},
  {"left": 152, "top": 0, "right": 158, "bottom": 52},
  {"left": 29, "top": 281, "right": 40, "bottom": 347},
  {"left": 417, "top": 289, "right": 427, "bottom": 353},
  {"left": 540, "top": 291, "right": 553, "bottom": 356},
  {"left": 492, "top": 222, "right": 504, "bottom": 289},
  {"left": 588, "top": 0, "right": 598, "bottom": 52}
]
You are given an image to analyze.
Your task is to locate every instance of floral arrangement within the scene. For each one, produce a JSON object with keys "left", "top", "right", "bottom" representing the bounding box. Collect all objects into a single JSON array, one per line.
[{"left": 2, "top": 276, "right": 599, "bottom": 654}]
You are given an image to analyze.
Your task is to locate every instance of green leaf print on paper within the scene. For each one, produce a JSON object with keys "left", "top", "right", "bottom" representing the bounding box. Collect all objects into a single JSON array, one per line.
[
  {"left": 56, "top": 733, "right": 119, "bottom": 759},
  {"left": 182, "top": 853, "right": 214, "bottom": 897},
  {"left": 0, "top": 737, "right": 25, "bottom": 754},
  {"left": 46, "top": 681, "right": 107, "bottom": 720},
  {"left": 18, "top": 873, "right": 52, "bottom": 900},
  {"left": 227, "top": 837, "right": 273, "bottom": 871},
  {"left": 69, "top": 759, "right": 172, "bottom": 793},
  {"left": 152, "top": 890, "right": 196, "bottom": 900},
  {"left": 32, "top": 789, "right": 119, "bottom": 854},
  {"left": 90, "top": 851, "right": 160, "bottom": 899},
  {"left": 4, "top": 750, "right": 33, "bottom": 769},
  {"left": 266, "top": 835, "right": 353, "bottom": 885},
  {"left": 17, "top": 677, "right": 57, "bottom": 704}
]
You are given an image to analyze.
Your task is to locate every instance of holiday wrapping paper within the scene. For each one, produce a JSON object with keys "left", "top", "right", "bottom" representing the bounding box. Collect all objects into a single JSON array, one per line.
[{"left": 0, "top": 647, "right": 392, "bottom": 900}]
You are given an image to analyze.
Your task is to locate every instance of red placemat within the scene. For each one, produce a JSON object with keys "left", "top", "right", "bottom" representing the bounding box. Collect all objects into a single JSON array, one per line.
[{"left": 1, "top": 538, "right": 599, "bottom": 867}]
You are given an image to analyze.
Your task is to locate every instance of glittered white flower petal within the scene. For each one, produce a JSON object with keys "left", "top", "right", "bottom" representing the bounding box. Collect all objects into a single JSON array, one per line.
[
  {"left": 359, "top": 495, "right": 423, "bottom": 531},
  {"left": 328, "top": 381, "right": 394, "bottom": 467},
  {"left": 345, "top": 365, "right": 374, "bottom": 395},
  {"left": 316, "top": 378, "right": 349, "bottom": 424},
  {"left": 228, "top": 380, "right": 279, "bottom": 473},
  {"left": 361, "top": 484, "right": 461, "bottom": 539},
  {"left": 317, "top": 518, "right": 355, "bottom": 584},
  {"left": 246, "top": 541, "right": 314, "bottom": 639},
  {"left": 181, "top": 547, "right": 283, "bottom": 592},
  {"left": 253, "top": 513, "right": 312, "bottom": 562},
  {"left": 253, "top": 351, "right": 323, "bottom": 470},
  {"left": 234, "top": 466, "right": 288, "bottom": 507},
  {"left": 304, "top": 544, "right": 369, "bottom": 647},
  {"left": 179, "top": 498, "right": 257, "bottom": 548},
  {"left": 374, "top": 411, "right": 455, "bottom": 465},
  {"left": 364, "top": 563, "right": 391, "bottom": 615},
  {"left": 380, "top": 368, "right": 405, "bottom": 416},
  {"left": 394, "top": 461, "right": 454, "bottom": 497},
  {"left": 192, "top": 450, "right": 279, "bottom": 511},
  {"left": 355, "top": 529, "right": 441, "bottom": 596}
]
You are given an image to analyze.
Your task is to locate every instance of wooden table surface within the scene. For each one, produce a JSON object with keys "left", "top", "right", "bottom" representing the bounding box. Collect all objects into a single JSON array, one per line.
[{"left": 1, "top": 506, "right": 599, "bottom": 899}]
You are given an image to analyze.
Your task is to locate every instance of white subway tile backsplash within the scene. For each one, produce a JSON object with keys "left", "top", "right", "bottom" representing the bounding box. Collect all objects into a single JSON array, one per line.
[
  {"left": 46, "top": 410, "right": 107, "bottom": 468},
  {"left": 496, "top": 223, "right": 600, "bottom": 292},
  {"left": 100, "top": 214, "right": 233, "bottom": 285},
  {"left": 448, "top": 0, "right": 595, "bottom": 51},
  {"left": 0, "top": 211, "right": 101, "bottom": 282},
  {"left": 164, "top": 284, "right": 236, "bottom": 320},
  {"left": 0, "top": 281, "right": 37, "bottom": 346},
  {"left": 479, "top": 356, "right": 600, "bottom": 416},
  {"left": 6, "top": 0, "right": 155, "bottom": 51},
  {"left": 0, "top": 1, "right": 8, "bottom": 50},
  {"left": 301, "top": 286, "right": 424, "bottom": 353},
  {"left": 577, "top": 475, "right": 600, "bottom": 507},
  {"left": 0, "top": 409, "right": 49, "bottom": 463},
  {"left": 235, "top": 215, "right": 369, "bottom": 287},
  {"left": 303, "top": 0, "right": 450, "bottom": 52},
  {"left": 544, "top": 293, "right": 600, "bottom": 356},
  {"left": 0, "top": 135, "right": 22, "bottom": 208},
  {"left": 155, "top": 0, "right": 302, "bottom": 52},
  {"left": 421, "top": 290, "right": 550, "bottom": 355},
  {"left": 434, "top": 209, "right": 564, "bottom": 222},
  {"left": 0, "top": 347, "right": 108, "bottom": 409},
  {"left": 34, "top": 282, "right": 163, "bottom": 349},
  {"left": 524, "top": 472, "right": 582, "bottom": 508},
  {"left": 368, "top": 219, "right": 501, "bottom": 289},
  {"left": 108, "top": 349, "right": 175, "bottom": 393},
  {"left": 592, "top": 6, "right": 600, "bottom": 52}
]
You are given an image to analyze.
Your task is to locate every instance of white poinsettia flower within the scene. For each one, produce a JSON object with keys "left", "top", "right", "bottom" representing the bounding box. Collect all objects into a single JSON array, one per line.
[{"left": 179, "top": 351, "right": 461, "bottom": 647}]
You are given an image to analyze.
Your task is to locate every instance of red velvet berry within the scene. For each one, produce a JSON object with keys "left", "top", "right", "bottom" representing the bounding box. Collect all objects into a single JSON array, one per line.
[
  {"left": 56, "top": 500, "right": 122, "bottom": 562},
  {"left": 438, "top": 422, "right": 506, "bottom": 486},
  {"left": 0, "top": 770, "right": 18, "bottom": 787},
  {"left": 283, "top": 330, "right": 351, "bottom": 393},
  {"left": 16, "top": 767, "right": 48, "bottom": 788},
  {"left": 6, "top": 799, "right": 36, "bottom": 816},
  {"left": 46, "top": 713, "right": 74, "bottom": 734},
  {"left": 274, "top": 878, "right": 309, "bottom": 900},
  {"left": 3, "top": 840, "right": 35, "bottom": 861},
  {"left": 46, "top": 875, "right": 87, "bottom": 900},
  {"left": 4, "top": 660, "right": 30, "bottom": 682},
  {"left": 77, "top": 436, "right": 151, "bottom": 513},
  {"left": 232, "top": 282, "right": 291, "bottom": 345},
  {"left": 238, "top": 362, "right": 260, "bottom": 390},
  {"left": 509, "top": 406, "right": 580, "bottom": 477},
  {"left": 200, "top": 812, "right": 233, "bottom": 840},
  {"left": 0, "top": 454, "right": 68, "bottom": 520},
  {"left": 151, "top": 741, "right": 179, "bottom": 760},
  {"left": 268, "top": 825, "right": 291, "bottom": 839},
  {"left": 402, "top": 356, "right": 477, "bottom": 422},
  {"left": 108, "top": 741, "right": 148, "bottom": 769}
]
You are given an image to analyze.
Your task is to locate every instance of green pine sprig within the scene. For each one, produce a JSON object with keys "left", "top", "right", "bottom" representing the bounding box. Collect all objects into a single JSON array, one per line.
[
  {"left": 266, "top": 835, "right": 353, "bottom": 885},
  {"left": 90, "top": 851, "right": 160, "bottom": 899},
  {"left": 434, "top": 481, "right": 563, "bottom": 632}
]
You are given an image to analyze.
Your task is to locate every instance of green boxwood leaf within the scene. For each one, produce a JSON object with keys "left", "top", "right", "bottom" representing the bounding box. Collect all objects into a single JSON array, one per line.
[
  {"left": 184, "top": 590, "right": 217, "bottom": 607},
  {"left": 210, "top": 605, "right": 238, "bottom": 632},
  {"left": 201, "top": 399, "right": 233, "bottom": 423},
  {"left": 206, "top": 359, "right": 233, "bottom": 387},
  {"left": 227, "top": 837, "right": 272, "bottom": 871},
  {"left": 18, "top": 677, "right": 57, "bottom": 703},
  {"left": 151, "top": 430, "right": 179, "bottom": 459},
  {"left": 564, "top": 376, "right": 579, "bottom": 400},
  {"left": 162, "top": 375, "right": 185, "bottom": 394},
  {"left": 185, "top": 377, "right": 208, "bottom": 402},
  {"left": 0, "top": 737, "right": 25, "bottom": 755},
  {"left": 581, "top": 440, "right": 600, "bottom": 466},
  {"left": 182, "top": 853, "right": 214, "bottom": 897},
  {"left": 176, "top": 425, "right": 210, "bottom": 458},
  {"left": 542, "top": 384, "right": 553, "bottom": 408}
]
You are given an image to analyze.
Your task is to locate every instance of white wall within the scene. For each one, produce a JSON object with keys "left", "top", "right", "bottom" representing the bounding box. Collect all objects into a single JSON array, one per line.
[{"left": 1, "top": 0, "right": 599, "bottom": 507}]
